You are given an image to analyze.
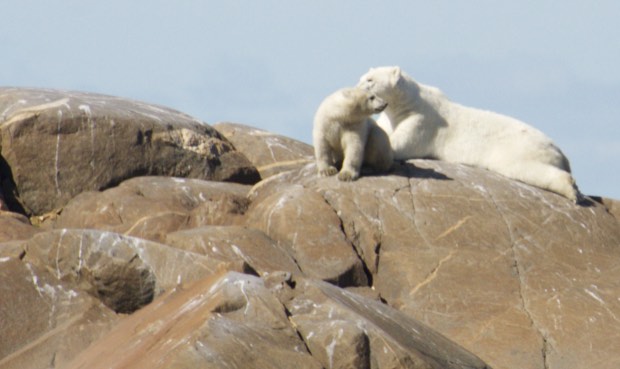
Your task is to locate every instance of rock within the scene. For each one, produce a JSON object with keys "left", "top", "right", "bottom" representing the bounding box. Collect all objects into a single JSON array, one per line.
[
  {"left": 19, "top": 229, "right": 228, "bottom": 313},
  {"left": 0, "top": 257, "right": 118, "bottom": 369},
  {"left": 214, "top": 122, "right": 314, "bottom": 178},
  {"left": 258, "top": 160, "right": 620, "bottom": 369},
  {"left": 0, "top": 88, "right": 260, "bottom": 215},
  {"left": 286, "top": 277, "right": 490, "bottom": 369},
  {"left": 0, "top": 211, "right": 40, "bottom": 242},
  {"left": 599, "top": 197, "right": 620, "bottom": 220},
  {"left": 62, "top": 272, "right": 323, "bottom": 369},
  {"left": 165, "top": 225, "right": 302, "bottom": 277},
  {"left": 245, "top": 183, "right": 368, "bottom": 287},
  {"left": 52, "top": 176, "right": 251, "bottom": 242},
  {"left": 61, "top": 271, "right": 489, "bottom": 369},
  {"left": 2, "top": 111, "right": 619, "bottom": 369}
]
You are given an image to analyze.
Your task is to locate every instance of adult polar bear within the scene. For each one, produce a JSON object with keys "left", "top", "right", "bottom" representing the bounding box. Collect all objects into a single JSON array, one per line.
[{"left": 358, "top": 66, "right": 582, "bottom": 202}]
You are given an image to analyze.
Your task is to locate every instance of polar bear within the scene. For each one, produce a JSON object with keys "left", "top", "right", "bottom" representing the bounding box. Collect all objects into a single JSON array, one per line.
[
  {"left": 313, "top": 87, "right": 393, "bottom": 181},
  {"left": 358, "top": 66, "right": 582, "bottom": 202}
]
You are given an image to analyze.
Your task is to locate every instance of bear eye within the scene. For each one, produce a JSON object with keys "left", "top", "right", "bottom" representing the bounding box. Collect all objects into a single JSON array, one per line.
[{"left": 369, "top": 95, "right": 375, "bottom": 101}]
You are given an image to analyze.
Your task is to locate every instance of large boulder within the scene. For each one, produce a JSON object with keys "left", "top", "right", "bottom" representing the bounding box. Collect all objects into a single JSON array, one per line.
[
  {"left": 0, "top": 88, "right": 260, "bottom": 215},
  {"left": 250, "top": 160, "right": 620, "bottom": 369}
]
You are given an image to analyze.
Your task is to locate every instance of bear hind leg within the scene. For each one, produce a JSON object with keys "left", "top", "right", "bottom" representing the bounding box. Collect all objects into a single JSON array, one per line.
[{"left": 504, "top": 162, "right": 580, "bottom": 202}]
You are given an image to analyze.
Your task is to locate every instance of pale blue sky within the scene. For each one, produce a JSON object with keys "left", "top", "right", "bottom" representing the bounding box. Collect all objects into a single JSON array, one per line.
[{"left": 2, "top": 1, "right": 619, "bottom": 199}]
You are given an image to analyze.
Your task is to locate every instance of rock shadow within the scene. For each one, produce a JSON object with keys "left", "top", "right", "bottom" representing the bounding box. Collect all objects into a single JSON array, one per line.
[
  {"left": 0, "top": 155, "right": 27, "bottom": 215},
  {"left": 362, "top": 160, "right": 452, "bottom": 181}
]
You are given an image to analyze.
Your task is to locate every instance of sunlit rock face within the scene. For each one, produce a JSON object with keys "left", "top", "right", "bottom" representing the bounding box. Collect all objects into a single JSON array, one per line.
[
  {"left": 1, "top": 89, "right": 619, "bottom": 369},
  {"left": 0, "top": 88, "right": 260, "bottom": 215}
]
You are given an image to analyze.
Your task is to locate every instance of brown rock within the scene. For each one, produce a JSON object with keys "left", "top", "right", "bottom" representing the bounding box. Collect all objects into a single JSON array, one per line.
[
  {"left": 165, "top": 225, "right": 302, "bottom": 277},
  {"left": 245, "top": 183, "right": 368, "bottom": 287},
  {"left": 214, "top": 122, "right": 314, "bottom": 178},
  {"left": 599, "top": 196, "right": 620, "bottom": 220},
  {"left": 0, "top": 88, "right": 259, "bottom": 215},
  {"left": 20, "top": 229, "right": 227, "bottom": 313},
  {"left": 53, "top": 176, "right": 251, "bottom": 242},
  {"left": 63, "top": 272, "right": 323, "bottom": 369},
  {"left": 0, "top": 211, "right": 40, "bottom": 242},
  {"left": 0, "top": 258, "right": 118, "bottom": 369},
  {"left": 286, "top": 277, "right": 490, "bottom": 369},
  {"left": 265, "top": 160, "right": 620, "bottom": 369}
]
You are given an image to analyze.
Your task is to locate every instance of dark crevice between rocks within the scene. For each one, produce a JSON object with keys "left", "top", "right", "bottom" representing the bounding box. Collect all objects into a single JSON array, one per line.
[
  {"left": 0, "top": 155, "right": 29, "bottom": 215},
  {"left": 266, "top": 276, "right": 316, "bottom": 360},
  {"left": 485, "top": 187, "right": 551, "bottom": 369},
  {"left": 315, "top": 191, "right": 374, "bottom": 288}
]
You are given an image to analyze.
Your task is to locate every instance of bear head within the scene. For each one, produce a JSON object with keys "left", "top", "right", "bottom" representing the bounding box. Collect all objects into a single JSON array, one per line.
[
  {"left": 338, "top": 87, "right": 387, "bottom": 121},
  {"left": 357, "top": 66, "right": 403, "bottom": 101}
]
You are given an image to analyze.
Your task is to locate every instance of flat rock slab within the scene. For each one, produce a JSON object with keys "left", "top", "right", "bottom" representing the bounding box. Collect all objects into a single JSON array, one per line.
[
  {"left": 0, "top": 88, "right": 260, "bottom": 215},
  {"left": 53, "top": 176, "right": 251, "bottom": 242},
  {"left": 165, "top": 225, "right": 302, "bottom": 277}
]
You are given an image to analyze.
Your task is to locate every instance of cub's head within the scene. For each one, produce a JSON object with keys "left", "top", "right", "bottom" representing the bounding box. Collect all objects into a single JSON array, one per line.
[
  {"left": 340, "top": 87, "right": 387, "bottom": 119},
  {"left": 357, "top": 66, "right": 403, "bottom": 100}
]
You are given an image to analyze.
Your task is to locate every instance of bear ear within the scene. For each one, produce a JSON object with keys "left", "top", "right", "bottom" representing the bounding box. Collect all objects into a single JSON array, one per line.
[{"left": 391, "top": 66, "right": 402, "bottom": 84}]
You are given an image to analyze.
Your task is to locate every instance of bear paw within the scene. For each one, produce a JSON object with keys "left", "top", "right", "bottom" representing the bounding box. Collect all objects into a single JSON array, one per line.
[
  {"left": 337, "top": 170, "right": 359, "bottom": 182},
  {"left": 318, "top": 166, "right": 338, "bottom": 177}
]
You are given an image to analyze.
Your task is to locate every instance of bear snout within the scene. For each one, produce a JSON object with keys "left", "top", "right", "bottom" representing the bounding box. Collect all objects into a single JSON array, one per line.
[{"left": 374, "top": 102, "right": 388, "bottom": 113}]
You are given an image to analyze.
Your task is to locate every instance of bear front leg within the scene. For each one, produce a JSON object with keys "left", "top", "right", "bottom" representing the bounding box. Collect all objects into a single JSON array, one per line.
[
  {"left": 338, "top": 132, "right": 364, "bottom": 181},
  {"left": 314, "top": 138, "right": 338, "bottom": 177}
]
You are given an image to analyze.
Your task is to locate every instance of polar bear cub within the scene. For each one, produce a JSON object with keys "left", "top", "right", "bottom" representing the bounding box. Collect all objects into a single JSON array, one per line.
[
  {"left": 358, "top": 66, "right": 582, "bottom": 202},
  {"left": 313, "top": 87, "right": 393, "bottom": 181}
]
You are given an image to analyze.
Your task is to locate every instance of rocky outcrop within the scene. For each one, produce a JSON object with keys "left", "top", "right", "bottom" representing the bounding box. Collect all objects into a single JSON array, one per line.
[
  {"left": 213, "top": 122, "right": 314, "bottom": 178},
  {"left": 1, "top": 89, "right": 619, "bottom": 369},
  {"left": 0, "top": 89, "right": 260, "bottom": 215}
]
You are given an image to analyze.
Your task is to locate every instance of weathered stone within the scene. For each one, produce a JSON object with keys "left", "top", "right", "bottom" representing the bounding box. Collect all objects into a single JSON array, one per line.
[
  {"left": 0, "top": 88, "right": 260, "bottom": 215},
  {"left": 267, "top": 160, "right": 620, "bottom": 369},
  {"left": 245, "top": 183, "right": 368, "bottom": 287},
  {"left": 600, "top": 197, "right": 620, "bottom": 220},
  {"left": 0, "top": 211, "right": 40, "bottom": 242},
  {"left": 53, "top": 176, "right": 251, "bottom": 242},
  {"left": 286, "top": 278, "right": 490, "bottom": 369},
  {"left": 214, "top": 122, "right": 314, "bottom": 178},
  {"left": 20, "top": 229, "right": 227, "bottom": 313},
  {"left": 0, "top": 258, "right": 118, "bottom": 369},
  {"left": 63, "top": 272, "right": 323, "bottom": 369},
  {"left": 165, "top": 225, "right": 301, "bottom": 277},
  {"left": 3, "top": 117, "right": 620, "bottom": 369}
]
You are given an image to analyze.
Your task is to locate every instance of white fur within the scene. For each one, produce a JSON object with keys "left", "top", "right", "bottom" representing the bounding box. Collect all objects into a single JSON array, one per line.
[
  {"left": 313, "top": 87, "right": 393, "bottom": 181},
  {"left": 358, "top": 66, "right": 581, "bottom": 202}
]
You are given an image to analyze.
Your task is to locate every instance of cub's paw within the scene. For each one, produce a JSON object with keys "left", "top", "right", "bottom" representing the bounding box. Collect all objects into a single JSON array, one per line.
[
  {"left": 318, "top": 166, "right": 338, "bottom": 177},
  {"left": 337, "top": 170, "right": 359, "bottom": 182}
]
